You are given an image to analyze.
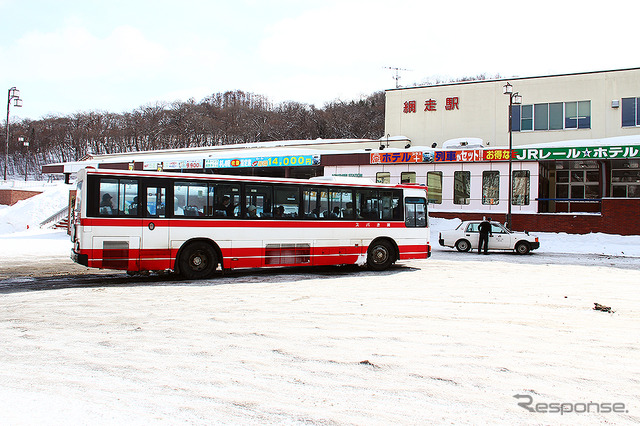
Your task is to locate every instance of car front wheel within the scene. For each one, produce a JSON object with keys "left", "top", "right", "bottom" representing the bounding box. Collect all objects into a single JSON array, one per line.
[{"left": 515, "top": 241, "right": 531, "bottom": 255}]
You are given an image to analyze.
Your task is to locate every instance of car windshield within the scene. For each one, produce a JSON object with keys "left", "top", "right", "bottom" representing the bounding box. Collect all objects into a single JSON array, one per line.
[
  {"left": 493, "top": 223, "right": 512, "bottom": 233},
  {"left": 491, "top": 223, "right": 508, "bottom": 233}
]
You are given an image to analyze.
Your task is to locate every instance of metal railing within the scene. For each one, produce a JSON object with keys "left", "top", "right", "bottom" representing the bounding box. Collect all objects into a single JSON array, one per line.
[{"left": 40, "top": 206, "right": 69, "bottom": 228}]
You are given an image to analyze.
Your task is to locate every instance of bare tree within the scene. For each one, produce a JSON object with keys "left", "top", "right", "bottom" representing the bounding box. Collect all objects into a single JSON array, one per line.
[{"left": 7, "top": 89, "right": 390, "bottom": 179}]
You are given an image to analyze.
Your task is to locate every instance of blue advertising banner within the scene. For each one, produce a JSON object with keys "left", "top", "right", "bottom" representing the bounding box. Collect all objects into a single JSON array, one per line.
[{"left": 205, "top": 155, "right": 320, "bottom": 168}]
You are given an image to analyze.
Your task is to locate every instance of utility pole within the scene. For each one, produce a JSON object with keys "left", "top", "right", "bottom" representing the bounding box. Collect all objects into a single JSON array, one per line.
[{"left": 384, "top": 67, "right": 410, "bottom": 88}]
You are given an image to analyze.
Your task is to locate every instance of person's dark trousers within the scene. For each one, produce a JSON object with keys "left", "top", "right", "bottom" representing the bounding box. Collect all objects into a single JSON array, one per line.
[{"left": 478, "top": 234, "right": 489, "bottom": 254}]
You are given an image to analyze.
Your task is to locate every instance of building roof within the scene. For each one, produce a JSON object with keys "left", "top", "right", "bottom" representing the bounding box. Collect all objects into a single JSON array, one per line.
[{"left": 385, "top": 67, "right": 640, "bottom": 93}]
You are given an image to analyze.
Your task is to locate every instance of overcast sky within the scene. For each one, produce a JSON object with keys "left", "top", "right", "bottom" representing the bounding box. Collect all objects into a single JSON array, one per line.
[{"left": 1, "top": 0, "right": 638, "bottom": 120}]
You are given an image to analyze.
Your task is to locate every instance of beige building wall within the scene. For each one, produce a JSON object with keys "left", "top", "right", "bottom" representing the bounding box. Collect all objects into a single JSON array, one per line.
[{"left": 385, "top": 68, "right": 640, "bottom": 148}]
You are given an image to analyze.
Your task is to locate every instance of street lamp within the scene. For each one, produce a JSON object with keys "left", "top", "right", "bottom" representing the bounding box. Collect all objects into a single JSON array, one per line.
[
  {"left": 19, "top": 136, "right": 28, "bottom": 181},
  {"left": 5, "top": 87, "right": 23, "bottom": 181},
  {"left": 503, "top": 82, "right": 522, "bottom": 229}
]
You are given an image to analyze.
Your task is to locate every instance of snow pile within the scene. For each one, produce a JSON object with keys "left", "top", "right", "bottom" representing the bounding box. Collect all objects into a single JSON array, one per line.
[
  {"left": 536, "top": 231, "right": 640, "bottom": 257},
  {"left": 0, "top": 183, "right": 71, "bottom": 234}
]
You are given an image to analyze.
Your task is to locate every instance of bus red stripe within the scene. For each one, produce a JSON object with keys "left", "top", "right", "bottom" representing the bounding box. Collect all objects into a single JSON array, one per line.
[
  {"left": 80, "top": 218, "right": 412, "bottom": 228},
  {"left": 80, "top": 243, "right": 429, "bottom": 271}
]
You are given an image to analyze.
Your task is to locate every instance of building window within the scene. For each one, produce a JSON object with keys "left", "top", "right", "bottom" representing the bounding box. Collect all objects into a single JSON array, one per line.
[
  {"left": 510, "top": 105, "right": 521, "bottom": 131},
  {"left": 622, "top": 97, "right": 640, "bottom": 127},
  {"left": 512, "top": 171, "right": 530, "bottom": 205},
  {"left": 521, "top": 105, "right": 533, "bottom": 131},
  {"left": 376, "top": 172, "right": 390, "bottom": 184},
  {"left": 549, "top": 102, "right": 563, "bottom": 130},
  {"left": 400, "top": 172, "right": 416, "bottom": 184},
  {"left": 427, "top": 171, "right": 442, "bottom": 204},
  {"left": 515, "top": 101, "right": 591, "bottom": 131},
  {"left": 454, "top": 171, "right": 470, "bottom": 204},
  {"left": 555, "top": 162, "right": 600, "bottom": 199},
  {"left": 565, "top": 101, "right": 591, "bottom": 129},
  {"left": 482, "top": 171, "right": 500, "bottom": 205},
  {"left": 534, "top": 103, "right": 548, "bottom": 131},
  {"left": 611, "top": 160, "right": 640, "bottom": 198}
]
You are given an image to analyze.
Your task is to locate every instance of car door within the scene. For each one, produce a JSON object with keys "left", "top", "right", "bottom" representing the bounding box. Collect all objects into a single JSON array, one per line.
[
  {"left": 488, "top": 223, "right": 512, "bottom": 250},
  {"left": 464, "top": 222, "right": 480, "bottom": 249}
]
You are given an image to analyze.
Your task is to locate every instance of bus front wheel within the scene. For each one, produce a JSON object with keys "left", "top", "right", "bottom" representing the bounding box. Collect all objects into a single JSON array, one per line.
[
  {"left": 179, "top": 242, "right": 218, "bottom": 280},
  {"left": 367, "top": 240, "right": 395, "bottom": 271}
]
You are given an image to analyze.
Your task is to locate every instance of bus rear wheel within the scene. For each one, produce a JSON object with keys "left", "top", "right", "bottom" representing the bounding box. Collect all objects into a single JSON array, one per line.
[
  {"left": 367, "top": 240, "right": 395, "bottom": 271},
  {"left": 179, "top": 242, "right": 218, "bottom": 280}
]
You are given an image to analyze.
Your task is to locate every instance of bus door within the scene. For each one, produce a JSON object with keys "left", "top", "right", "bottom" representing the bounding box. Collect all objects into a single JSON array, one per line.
[{"left": 141, "top": 182, "right": 171, "bottom": 271}]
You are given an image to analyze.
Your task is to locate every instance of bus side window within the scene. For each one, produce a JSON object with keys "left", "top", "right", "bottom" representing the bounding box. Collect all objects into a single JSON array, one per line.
[
  {"left": 355, "top": 189, "right": 380, "bottom": 220},
  {"left": 99, "top": 179, "right": 118, "bottom": 215},
  {"left": 245, "top": 184, "right": 272, "bottom": 218},
  {"left": 96, "top": 178, "right": 138, "bottom": 217},
  {"left": 405, "top": 197, "right": 427, "bottom": 228},
  {"left": 214, "top": 183, "right": 241, "bottom": 218},
  {"left": 380, "top": 190, "right": 402, "bottom": 221},
  {"left": 328, "top": 189, "right": 353, "bottom": 220},
  {"left": 274, "top": 186, "right": 299, "bottom": 219},
  {"left": 147, "top": 187, "right": 166, "bottom": 218},
  {"left": 120, "top": 179, "right": 138, "bottom": 216}
]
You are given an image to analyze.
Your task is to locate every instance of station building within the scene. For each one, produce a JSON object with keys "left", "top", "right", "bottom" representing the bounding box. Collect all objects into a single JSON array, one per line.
[
  {"left": 369, "top": 67, "right": 640, "bottom": 234},
  {"left": 42, "top": 68, "right": 640, "bottom": 234}
]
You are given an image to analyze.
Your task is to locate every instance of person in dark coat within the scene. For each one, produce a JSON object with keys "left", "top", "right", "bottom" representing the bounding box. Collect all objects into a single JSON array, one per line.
[
  {"left": 219, "top": 196, "right": 236, "bottom": 217},
  {"left": 100, "top": 193, "right": 114, "bottom": 215},
  {"left": 478, "top": 217, "right": 493, "bottom": 255}
]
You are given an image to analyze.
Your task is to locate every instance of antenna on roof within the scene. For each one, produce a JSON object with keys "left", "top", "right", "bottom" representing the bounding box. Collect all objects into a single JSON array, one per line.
[{"left": 385, "top": 67, "right": 411, "bottom": 88}]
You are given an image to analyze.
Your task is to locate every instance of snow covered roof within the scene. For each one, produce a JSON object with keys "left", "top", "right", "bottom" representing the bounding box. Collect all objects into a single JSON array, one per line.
[
  {"left": 42, "top": 135, "right": 640, "bottom": 175},
  {"left": 42, "top": 138, "right": 413, "bottom": 174}
]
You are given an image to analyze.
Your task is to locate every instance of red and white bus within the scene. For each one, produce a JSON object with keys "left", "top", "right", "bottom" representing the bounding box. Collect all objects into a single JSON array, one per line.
[{"left": 71, "top": 168, "right": 430, "bottom": 279}]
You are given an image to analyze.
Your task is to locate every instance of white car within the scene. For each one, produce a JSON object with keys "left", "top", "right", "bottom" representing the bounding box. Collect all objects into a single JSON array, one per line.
[{"left": 439, "top": 220, "right": 540, "bottom": 254}]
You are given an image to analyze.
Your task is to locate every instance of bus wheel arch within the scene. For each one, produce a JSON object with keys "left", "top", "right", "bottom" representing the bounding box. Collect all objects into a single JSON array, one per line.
[
  {"left": 176, "top": 239, "right": 222, "bottom": 279},
  {"left": 366, "top": 237, "right": 398, "bottom": 271}
]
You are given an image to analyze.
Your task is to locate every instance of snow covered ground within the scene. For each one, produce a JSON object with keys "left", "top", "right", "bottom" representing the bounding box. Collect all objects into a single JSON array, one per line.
[{"left": 1, "top": 183, "right": 639, "bottom": 424}]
